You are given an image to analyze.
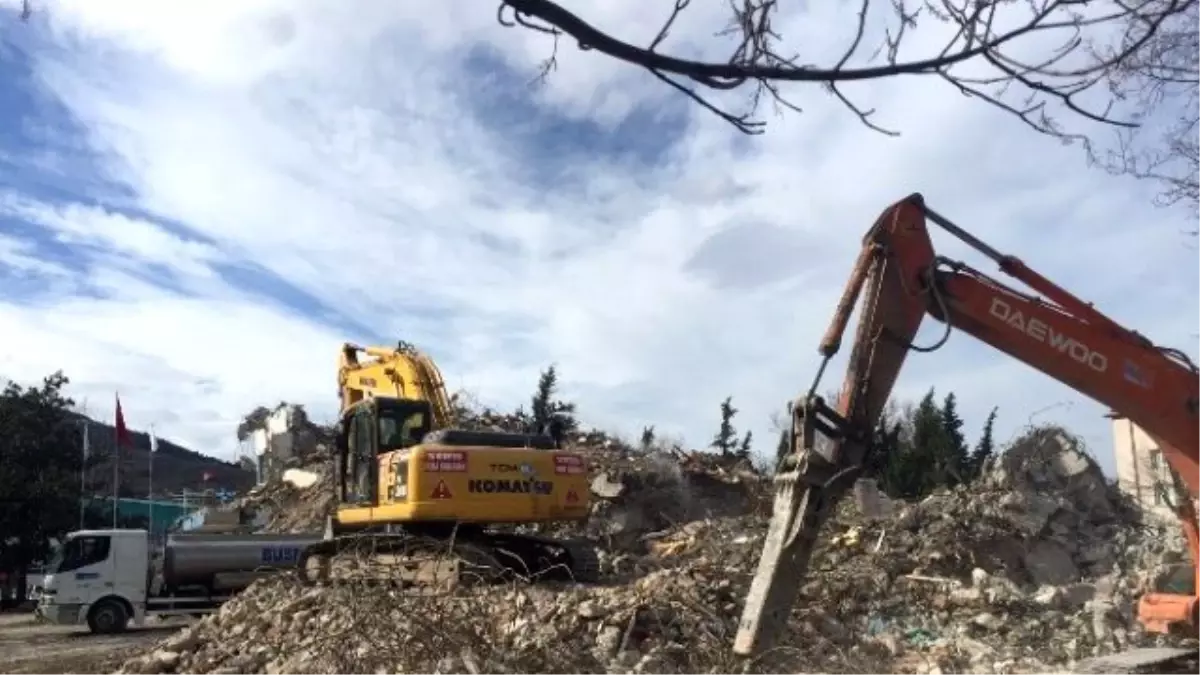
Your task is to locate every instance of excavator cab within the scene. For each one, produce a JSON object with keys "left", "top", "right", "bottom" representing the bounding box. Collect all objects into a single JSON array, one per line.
[{"left": 336, "top": 397, "right": 433, "bottom": 507}]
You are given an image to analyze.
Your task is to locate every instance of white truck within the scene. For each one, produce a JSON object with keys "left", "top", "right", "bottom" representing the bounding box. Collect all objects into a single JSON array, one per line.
[{"left": 35, "top": 528, "right": 320, "bottom": 634}]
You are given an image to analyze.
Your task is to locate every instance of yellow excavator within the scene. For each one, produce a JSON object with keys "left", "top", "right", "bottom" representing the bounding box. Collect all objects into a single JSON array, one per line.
[{"left": 299, "top": 341, "right": 598, "bottom": 586}]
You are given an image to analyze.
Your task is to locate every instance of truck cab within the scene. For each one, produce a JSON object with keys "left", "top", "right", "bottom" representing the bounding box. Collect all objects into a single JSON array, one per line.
[{"left": 37, "top": 529, "right": 149, "bottom": 633}]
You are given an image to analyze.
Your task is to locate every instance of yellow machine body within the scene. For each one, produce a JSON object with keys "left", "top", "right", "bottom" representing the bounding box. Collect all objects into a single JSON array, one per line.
[
  {"left": 335, "top": 443, "right": 591, "bottom": 527},
  {"left": 301, "top": 342, "right": 601, "bottom": 584}
]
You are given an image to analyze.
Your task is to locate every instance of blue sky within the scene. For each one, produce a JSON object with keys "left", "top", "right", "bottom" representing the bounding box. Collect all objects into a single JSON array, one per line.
[{"left": 0, "top": 0, "right": 1196, "bottom": 475}]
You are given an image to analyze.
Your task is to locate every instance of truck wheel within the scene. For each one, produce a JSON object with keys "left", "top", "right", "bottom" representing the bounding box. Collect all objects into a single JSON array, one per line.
[{"left": 87, "top": 599, "right": 129, "bottom": 634}]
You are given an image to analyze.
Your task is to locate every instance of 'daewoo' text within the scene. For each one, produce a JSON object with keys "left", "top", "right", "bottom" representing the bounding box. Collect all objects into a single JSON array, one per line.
[{"left": 989, "top": 298, "right": 1108, "bottom": 373}]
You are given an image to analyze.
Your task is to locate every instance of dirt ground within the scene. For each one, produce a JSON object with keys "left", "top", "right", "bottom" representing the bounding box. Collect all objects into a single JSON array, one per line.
[{"left": 0, "top": 612, "right": 185, "bottom": 674}]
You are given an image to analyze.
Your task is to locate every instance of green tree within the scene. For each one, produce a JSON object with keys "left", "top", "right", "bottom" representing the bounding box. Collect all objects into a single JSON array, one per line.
[
  {"left": 969, "top": 407, "right": 999, "bottom": 480},
  {"left": 904, "top": 388, "right": 955, "bottom": 498},
  {"left": 0, "top": 372, "right": 85, "bottom": 580},
  {"left": 528, "top": 365, "right": 578, "bottom": 433},
  {"left": 738, "top": 430, "right": 753, "bottom": 458},
  {"left": 902, "top": 386, "right": 974, "bottom": 497},
  {"left": 639, "top": 425, "right": 656, "bottom": 452},
  {"left": 710, "top": 396, "right": 739, "bottom": 456},
  {"left": 864, "top": 390, "right": 986, "bottom": 498},
  {"left": 939, "top": 392, "right": 969, "bottom": 487},
  {"left": 775, "top": 428, "right": 790, "bottom": 463},
  {"left": 864, "top": 399, "right": 922, "bottom": 498},
  {"left": 530, "top": 366, "right": 557, "bottom": 428}
]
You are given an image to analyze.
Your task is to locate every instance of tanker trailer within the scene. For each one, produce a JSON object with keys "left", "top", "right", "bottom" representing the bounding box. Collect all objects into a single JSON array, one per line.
[
  {"left": 37, "top": 528, "right": 320, "bottom": 634},
  {"left": 159, "top": 532, "right": 322, "bottom": 595}
]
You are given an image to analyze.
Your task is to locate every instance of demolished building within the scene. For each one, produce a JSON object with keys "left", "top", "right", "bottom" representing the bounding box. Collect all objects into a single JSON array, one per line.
[{"left": 121, "top": 425, "right": 1195, "bottom": 674}]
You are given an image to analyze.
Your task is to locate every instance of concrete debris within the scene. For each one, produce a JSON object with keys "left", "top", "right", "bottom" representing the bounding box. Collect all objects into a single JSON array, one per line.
[
  {"left": 219, "top": 449, "right": 335, "bottom": 534},
  {"left": 123, "top": 424, "right": 1195, "bottom": 674},
  {"left": 281, "top": 468, "right": 320, "bottom": 490}
]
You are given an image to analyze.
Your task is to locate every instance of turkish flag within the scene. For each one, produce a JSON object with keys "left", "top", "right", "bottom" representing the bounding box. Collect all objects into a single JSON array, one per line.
[{"left": 115, "top": 395, "right": 133, "bottom": 450}]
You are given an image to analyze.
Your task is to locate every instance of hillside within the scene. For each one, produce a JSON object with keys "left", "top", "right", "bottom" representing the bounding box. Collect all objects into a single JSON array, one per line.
[{"left": 74, "top": 412, "right": 256, "bottom": 498}]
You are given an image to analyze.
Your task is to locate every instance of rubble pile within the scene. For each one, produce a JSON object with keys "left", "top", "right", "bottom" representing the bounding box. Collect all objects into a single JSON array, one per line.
[
  {"left": 222, "top": 450, "right": 336, "bottom": 534},
  {"left": 123, "top": 425, "right": 1194, "bottom": 674},
  {"left": 514, "top": 441, "right": 767, "bottom": 557},
  {"left": 229, "top": 415, "right": 762, "bottom": 541},
  {"left": 795, "top": 428, "right": 1191, "bottom": 672}
]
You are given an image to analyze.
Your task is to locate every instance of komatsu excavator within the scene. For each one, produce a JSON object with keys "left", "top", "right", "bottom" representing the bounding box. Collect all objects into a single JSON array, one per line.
[
  {"left": 299, "top": 341, "right": 598, "bottom": 587},
  {"left": 734, "top": 194, "right": 1199, "bottom": 671}
]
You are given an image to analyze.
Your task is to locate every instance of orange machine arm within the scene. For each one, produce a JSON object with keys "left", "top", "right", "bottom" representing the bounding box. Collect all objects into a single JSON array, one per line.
[{"left": 733, "top": 193, "right": 1199, "bottom": 656}]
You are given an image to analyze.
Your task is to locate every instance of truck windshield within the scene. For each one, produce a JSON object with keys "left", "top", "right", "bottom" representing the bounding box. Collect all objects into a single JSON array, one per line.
[
  {"left": 46, "top": 541, "right": 66, "bottom": 574},
  {"left": 48, "top": 535, "right": 111, "bottom": 574}
]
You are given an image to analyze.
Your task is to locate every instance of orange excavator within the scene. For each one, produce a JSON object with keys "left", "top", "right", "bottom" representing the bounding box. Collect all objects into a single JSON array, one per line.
[{"left": 734, "top": 194, "right": 1198, "bottom": 667}]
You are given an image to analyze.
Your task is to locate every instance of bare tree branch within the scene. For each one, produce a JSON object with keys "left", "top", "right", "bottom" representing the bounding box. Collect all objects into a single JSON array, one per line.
[
  {"left": 1089, "top": 0, "right": 1198, "bottom": 212},
  {"left": 497, "top": 0, "right": 1197, "bottom": 209}
]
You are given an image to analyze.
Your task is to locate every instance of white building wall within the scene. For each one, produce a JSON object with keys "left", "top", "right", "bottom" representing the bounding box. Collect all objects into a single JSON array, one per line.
[
  {"left": 1111, "top": 416, "right": 1181, "bottom": 520},
  {"left": 251, "top": 428, "right": 269, "bottom": 457},
  {"left": 250, "top": 405, "right": 319, "bottom": 484}
]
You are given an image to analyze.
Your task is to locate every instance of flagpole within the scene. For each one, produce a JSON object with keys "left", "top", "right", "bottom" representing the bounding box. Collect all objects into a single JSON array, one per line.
[
  {"left": 80, "top": 419, "right": 89, "bottom": 530},
  {"left": 112, "top": 394, "right": 119, "bottom": 530},
  {"left": 148, "top": 424, "right": 156, "bottom": 536}
]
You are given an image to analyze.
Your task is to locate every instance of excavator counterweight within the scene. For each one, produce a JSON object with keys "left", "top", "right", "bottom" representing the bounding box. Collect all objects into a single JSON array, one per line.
[{"left": 734, "top": 194, "right": 1200, "bottom": 667}]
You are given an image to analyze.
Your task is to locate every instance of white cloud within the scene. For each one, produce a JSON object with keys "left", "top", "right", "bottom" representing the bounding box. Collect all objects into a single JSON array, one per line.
[{"left": 0, "top": 0, "right": 1194, "bottom": 474}]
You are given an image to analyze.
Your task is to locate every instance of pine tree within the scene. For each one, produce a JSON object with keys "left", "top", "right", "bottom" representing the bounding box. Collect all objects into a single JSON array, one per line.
[
  {"left": 640, "top": 425, "right": 656, "bottom": 451},
  {"left": 711, "top": 396, "right": 739, "bottom": 456},
  {"left": 939, "top": 392, "right": 969, "bottom": 486},
  {"left": 906, "top": 388, "right": 949, "bottom": 498},
  {"left": 969, "top": 407, "right": 998, "bottom": 480},
  {"left": 878, "top": 420, "right": 910, "bottom": 495},
  {"left": 864, "top": 406, "right": 900, "bottom": 487},
  {"left": 738, "top": 430, "right": 753, "bottom": 457},
  {"left": 865, "top": 399, "right": 924, "bottom": 499},
  {"left": 528, "top": 365, "right": 578, "bottom": 433},
  {"left": 531, "top": 366, "right": 558, "bottom": 428},
  {"left": 775, "top": 428, "right": 790, "bottom": 462},
  {"left": 864, "top": 391, "right": 979, "bottom": 498}
]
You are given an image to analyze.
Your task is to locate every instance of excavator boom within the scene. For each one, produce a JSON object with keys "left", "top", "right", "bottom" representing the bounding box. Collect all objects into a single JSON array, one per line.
[
  {"left": 338, "top": 341, "right": 455, "bottom": 428},
  {"left": 734, "top": 194, "right": 1199, "bottom": 657}
]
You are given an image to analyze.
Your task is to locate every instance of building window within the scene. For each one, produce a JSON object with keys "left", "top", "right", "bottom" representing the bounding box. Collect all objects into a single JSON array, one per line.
[{"left": 1149, "top": 449, "right": 1162, "bottom": 473}]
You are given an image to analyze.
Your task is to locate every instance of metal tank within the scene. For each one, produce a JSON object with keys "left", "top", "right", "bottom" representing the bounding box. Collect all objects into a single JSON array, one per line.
[{"left": 159, "top": 532, "right": 321, "bottom": 595}]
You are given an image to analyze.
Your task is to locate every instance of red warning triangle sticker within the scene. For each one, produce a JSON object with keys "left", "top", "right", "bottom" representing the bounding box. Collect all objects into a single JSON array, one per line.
[
  {"left": 565, "top": 488, "right": 579, "bottom": 504},
  {"left": 431, "top": 480, "right": 452, "bottom": 500}
]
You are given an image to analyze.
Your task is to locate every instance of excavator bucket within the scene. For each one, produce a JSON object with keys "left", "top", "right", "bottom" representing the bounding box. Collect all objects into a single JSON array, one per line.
[
  {"left": 733, "top": 396, "right": 867, "bottom": 655},
  {"left": 735, "top": 197, "right": 930, "bottom": 656}
]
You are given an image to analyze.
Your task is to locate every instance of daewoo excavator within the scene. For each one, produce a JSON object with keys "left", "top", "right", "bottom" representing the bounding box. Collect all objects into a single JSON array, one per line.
[
  {"left": 734, "top": 194, "right": 1199, "bottom": 670},
  {"left": 299, "top": 341, "right": 598, "bottom": 587}
]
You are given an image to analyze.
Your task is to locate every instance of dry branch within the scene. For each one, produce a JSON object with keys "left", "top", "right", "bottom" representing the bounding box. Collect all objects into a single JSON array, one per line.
[
  {"left": 1091, "top": 0, "right": 1198, "bottom": 209},
  {"left": 492, "top": 0, "right": 1195, "bottom": 138}
]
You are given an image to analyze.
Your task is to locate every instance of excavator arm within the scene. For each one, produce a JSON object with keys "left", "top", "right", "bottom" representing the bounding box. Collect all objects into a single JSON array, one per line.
[
  {"left": 733, "top": 193, "right": 1199, "bottom": 656},
  {"left": 338, "top": 341, "right": 455, "bottom": 428}
]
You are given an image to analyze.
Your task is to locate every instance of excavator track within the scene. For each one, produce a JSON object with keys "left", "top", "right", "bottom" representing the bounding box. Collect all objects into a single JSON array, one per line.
[{"left": 296, "top": 529, "right": 599, "bottom": 590}]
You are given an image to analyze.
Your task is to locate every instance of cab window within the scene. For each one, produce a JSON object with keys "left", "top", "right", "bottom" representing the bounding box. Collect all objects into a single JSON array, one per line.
[
  {"left": 53, "top": 535, "right": 111, "bottom": 573},
  {"left": 353, "top": 410, "right": 374, "bottom": 460},
  {"left": 379, "top": 411, "right": 428, "bottom": 451}
]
